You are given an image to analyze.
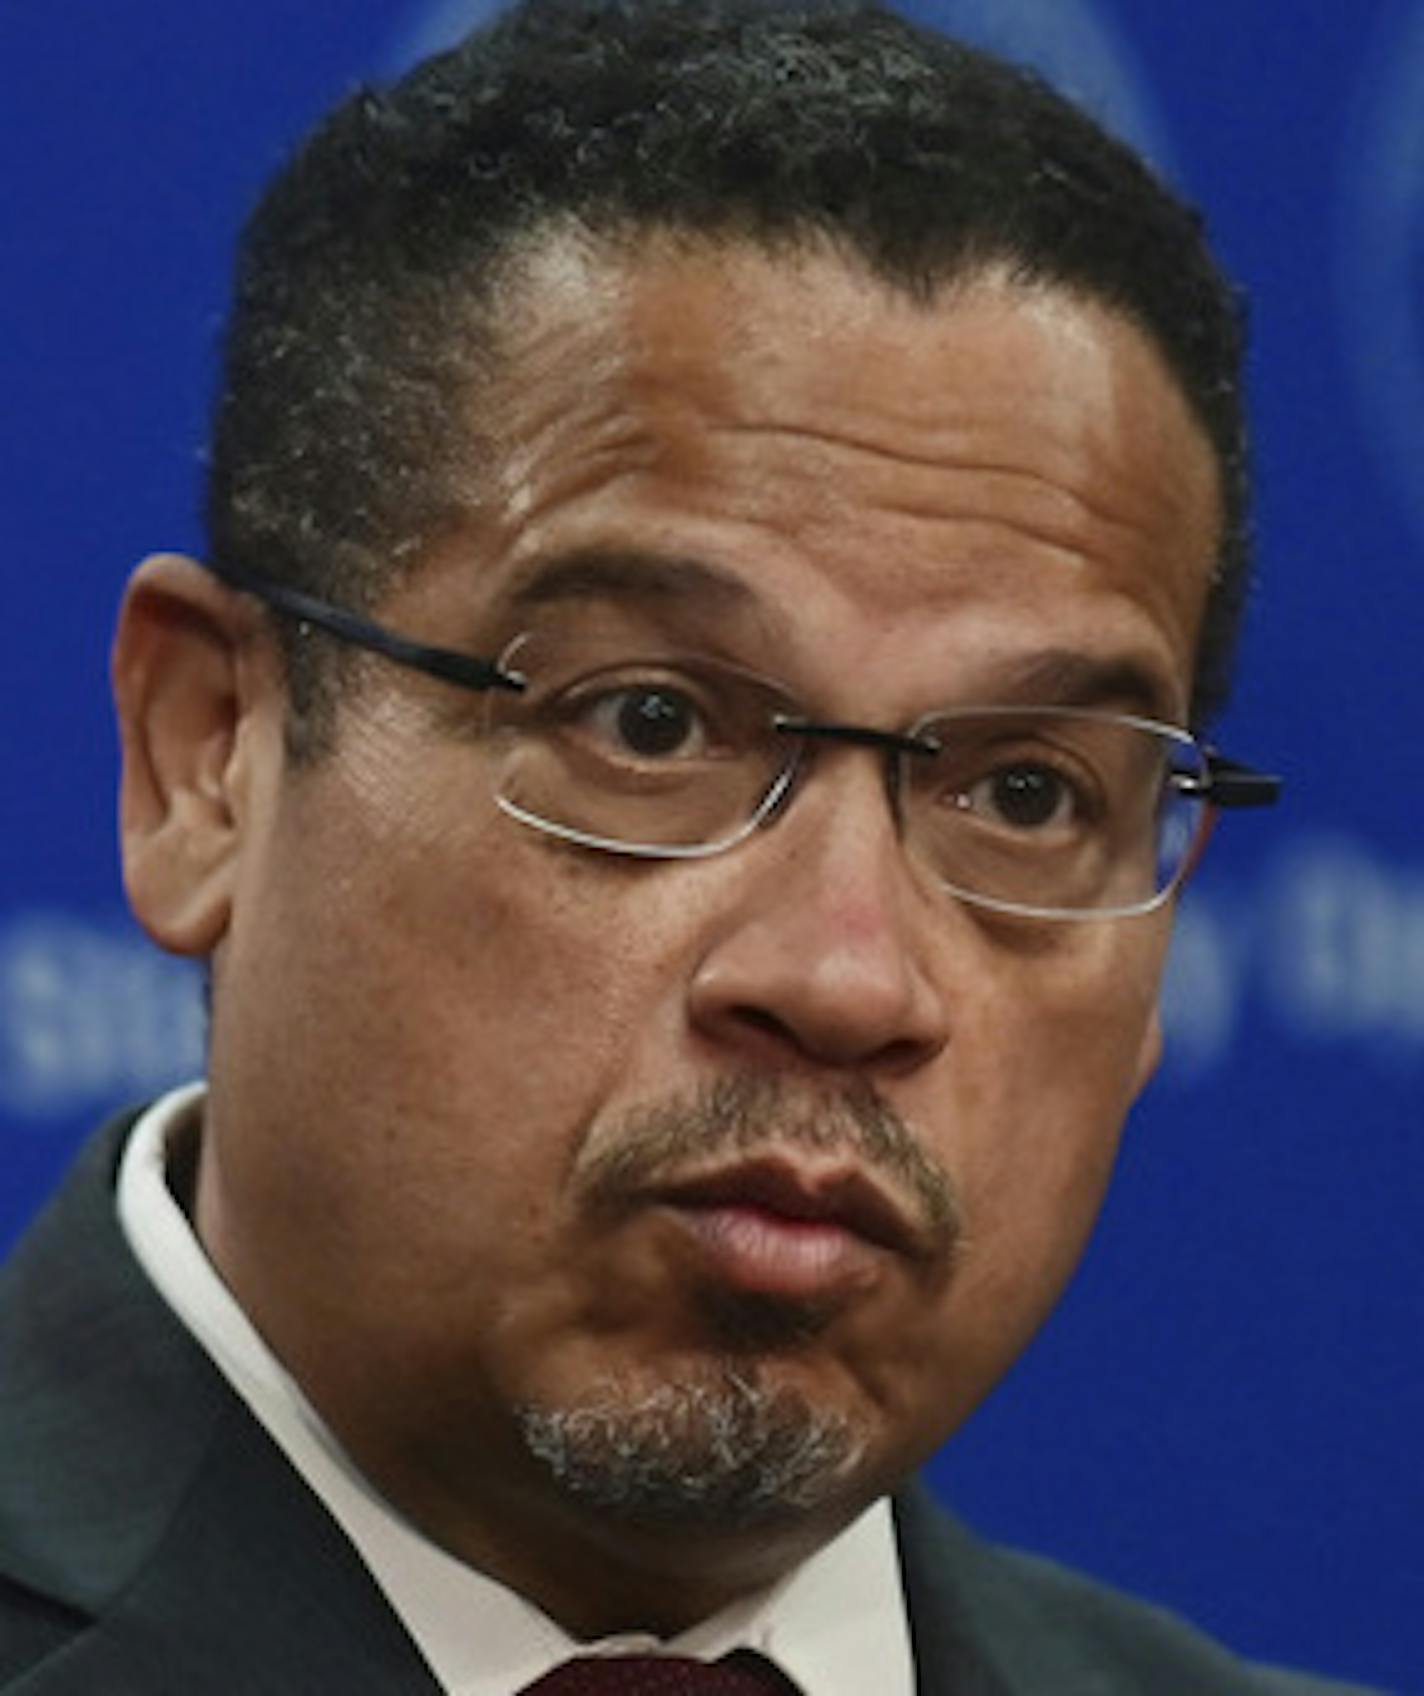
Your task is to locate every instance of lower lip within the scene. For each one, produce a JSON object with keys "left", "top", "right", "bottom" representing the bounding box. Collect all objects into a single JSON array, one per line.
[{"left": 664, "top": 1203, "right": 882, "bottom": 1300}]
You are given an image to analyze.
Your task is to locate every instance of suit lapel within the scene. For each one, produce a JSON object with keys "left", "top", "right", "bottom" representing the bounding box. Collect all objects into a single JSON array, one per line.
[
  {"left": 10, "top": 1399, "right": 440, "bottom": 1694},
  {"left": 893, "top": 1486, "right": 1016, "bottom": 1696},
  {"left": 0, "top": 1116, "right": 439, "bottom": 1693}
]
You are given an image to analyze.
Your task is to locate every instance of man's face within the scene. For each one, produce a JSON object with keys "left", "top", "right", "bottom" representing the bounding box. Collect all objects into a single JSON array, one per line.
[{"left": 126, "top": 240, "right": 1219, "bottom": 1629}]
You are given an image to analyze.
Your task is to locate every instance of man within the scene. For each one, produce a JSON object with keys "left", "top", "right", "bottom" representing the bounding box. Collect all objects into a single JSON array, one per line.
[{"left": 0, "top": 2, "right": 1376, "bottom": 1691}]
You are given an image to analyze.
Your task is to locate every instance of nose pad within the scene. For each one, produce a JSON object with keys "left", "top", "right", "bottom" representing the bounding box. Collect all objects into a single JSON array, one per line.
[{"left": 756, "top": 739, "right": 811, "bottom": 830}]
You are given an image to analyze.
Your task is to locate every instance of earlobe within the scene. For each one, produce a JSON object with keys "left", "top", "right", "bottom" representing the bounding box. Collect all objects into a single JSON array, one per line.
[{"left": 112, "top": 553, "right": 273, "bottom": 958}]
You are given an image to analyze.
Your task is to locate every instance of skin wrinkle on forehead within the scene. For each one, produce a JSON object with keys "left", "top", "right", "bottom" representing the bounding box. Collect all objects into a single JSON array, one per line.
[
  {"left": 470, "top": 243, "right": 1218, "bottom": 675},
  {"left": 627, "top": 242, "right": 1203, "bottom": 509},
  {"left": 677, "top": 389, "right": 1212, "bottom": 586},
  {"left": 690, "top": 442, "right": 1153, "bottom": 585}
]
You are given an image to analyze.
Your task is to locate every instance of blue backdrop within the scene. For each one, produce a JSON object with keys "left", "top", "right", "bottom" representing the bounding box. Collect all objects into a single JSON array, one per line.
[{"left": 3, "top": 3, "right": 1420, "bottom": 1689}]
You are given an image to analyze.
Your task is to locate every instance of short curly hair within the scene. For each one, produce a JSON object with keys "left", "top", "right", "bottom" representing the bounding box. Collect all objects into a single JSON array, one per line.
[{"left": 206, "top": 0, "right": 1249, "bottom": 738}]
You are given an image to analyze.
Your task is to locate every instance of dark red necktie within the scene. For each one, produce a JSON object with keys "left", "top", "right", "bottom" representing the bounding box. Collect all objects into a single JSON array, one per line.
[{"left": 517, "top": 1649, "right": 799, "bottom": 1693}]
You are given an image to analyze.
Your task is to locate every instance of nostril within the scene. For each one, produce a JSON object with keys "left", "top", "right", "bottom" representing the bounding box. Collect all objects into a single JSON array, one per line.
[
  {"left": 731, "top": 1005, "right": 794, "bottom": 1044},
  {"left": 873, "top": 1033, "right": 943, "bottom": 1078}
]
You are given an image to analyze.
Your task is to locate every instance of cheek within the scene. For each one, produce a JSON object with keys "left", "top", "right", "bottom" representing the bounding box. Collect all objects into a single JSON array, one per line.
[
  {"left": 206, "top": 811, "right": 726, "bottom": 1454},
  {"left": 962, "top": 923, "right": 1162, "bottom": 1234},
  {"left": 885, "top": 924, "right": 1168, "bottom": 1433},
  {"left": 213, "top": 743, "right": 694, "bottom": 1290}
]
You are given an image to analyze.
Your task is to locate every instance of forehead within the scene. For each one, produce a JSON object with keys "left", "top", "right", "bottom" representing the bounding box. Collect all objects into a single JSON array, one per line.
[{"left": 439, "top": 233, "right": 1221, "bottom": 719}]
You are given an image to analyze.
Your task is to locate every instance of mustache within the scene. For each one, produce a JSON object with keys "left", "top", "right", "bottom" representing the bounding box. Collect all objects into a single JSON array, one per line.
[{"left": 572, "top": 1072, "right": 962, "bottom": 1257}]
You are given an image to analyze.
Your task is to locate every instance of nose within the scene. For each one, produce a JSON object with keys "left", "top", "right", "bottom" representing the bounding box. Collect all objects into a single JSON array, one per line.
[{"left": 686, "top": 757, "right": 950, "bottom": 1076}]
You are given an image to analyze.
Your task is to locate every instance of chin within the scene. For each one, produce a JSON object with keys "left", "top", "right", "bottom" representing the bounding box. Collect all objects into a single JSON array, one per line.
[{"left": 513, "top": 1356, "right": 873, "bottom": 1529}]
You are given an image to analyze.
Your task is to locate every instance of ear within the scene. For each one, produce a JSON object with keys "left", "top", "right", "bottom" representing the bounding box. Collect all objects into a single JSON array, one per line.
[{"left": 112, "top": 553, "right": 278, "bottom": 957}]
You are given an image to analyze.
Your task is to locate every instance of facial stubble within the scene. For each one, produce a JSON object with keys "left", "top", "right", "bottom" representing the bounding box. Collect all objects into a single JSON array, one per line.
[{"left": 514, "top": 1074, "right": 962, "bottom": 1527}]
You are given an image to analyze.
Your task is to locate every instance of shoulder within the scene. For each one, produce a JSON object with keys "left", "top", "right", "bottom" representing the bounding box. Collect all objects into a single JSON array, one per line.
[{"left": 892, "top": 1484, "right": 1388, "bottom": 1696}]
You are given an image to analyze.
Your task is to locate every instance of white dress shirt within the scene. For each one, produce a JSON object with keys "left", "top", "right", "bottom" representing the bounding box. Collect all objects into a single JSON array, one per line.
[{"left": 117, "top": 1084, "right": 916, "bottom": 1696}]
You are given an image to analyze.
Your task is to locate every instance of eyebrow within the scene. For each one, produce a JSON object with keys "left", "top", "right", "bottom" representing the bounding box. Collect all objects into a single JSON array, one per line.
[
  {"left": 505, "top": 547, "right": 757, "bottom": 615},
  {"left": 989, "top": 649, "right": 1178, "bottom": 723},
  {"left": 498, "top": 550, "right": 1178, "bottom": 720}
]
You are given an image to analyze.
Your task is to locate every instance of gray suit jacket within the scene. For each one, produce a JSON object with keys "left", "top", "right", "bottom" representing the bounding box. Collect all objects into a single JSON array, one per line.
[{"left": 0, "top": 1116, "right": 1384, "bottom": 1694}]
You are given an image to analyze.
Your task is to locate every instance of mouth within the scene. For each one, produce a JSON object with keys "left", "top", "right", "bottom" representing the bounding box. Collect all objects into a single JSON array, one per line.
[{"left": 645, "top": 1156, "right": 929, "bottom": 1302}]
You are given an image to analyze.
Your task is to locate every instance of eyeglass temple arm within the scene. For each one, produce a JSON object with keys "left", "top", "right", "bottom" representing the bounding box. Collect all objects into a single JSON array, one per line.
[
  {"left": 205, "top": 561, "right": 525, "bottom": 696},
  {"left": 1188, "top": 754, "right": 1283, "bottom": 810}
]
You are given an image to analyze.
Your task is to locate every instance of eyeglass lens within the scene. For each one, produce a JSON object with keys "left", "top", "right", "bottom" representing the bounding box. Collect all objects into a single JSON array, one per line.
[{"left": 487, "top": 633, "right": 1211, "bottom": 917}]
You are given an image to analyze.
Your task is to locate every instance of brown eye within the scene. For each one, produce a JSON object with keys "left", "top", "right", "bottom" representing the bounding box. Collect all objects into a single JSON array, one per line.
[
  {"left": 966, "top": 763, "right": 1080, "bottom": 831},
  {"left": 572, "top": 681, "right": 715, "bottom": 761},
  {"left": 610, "top": 687, "right": 702, "bottom": 756}
]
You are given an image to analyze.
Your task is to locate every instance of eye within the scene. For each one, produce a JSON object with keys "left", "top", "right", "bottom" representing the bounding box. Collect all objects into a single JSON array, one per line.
[
  {"left": 589, "top": 683, "right": 709, "bottom": 759},
  {"left": 516, "top": 650, "right": 794, "bottom": 783},
  {"left": 965, "top": 762, "right": 1082, "bottom": 831},
  {"left": 545, "top": 668, "right": 737, "bottom": 766}
]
